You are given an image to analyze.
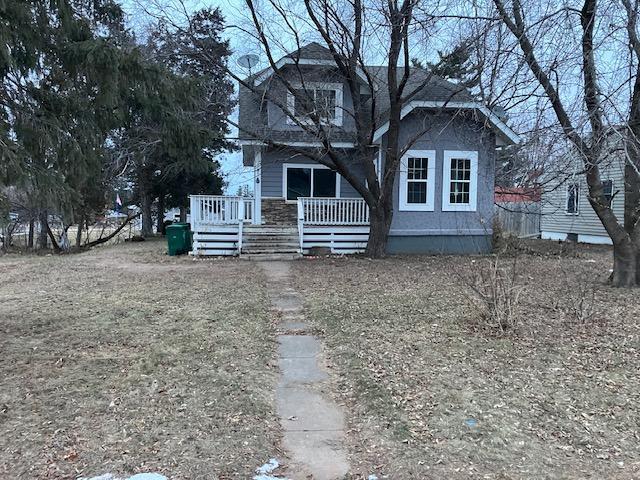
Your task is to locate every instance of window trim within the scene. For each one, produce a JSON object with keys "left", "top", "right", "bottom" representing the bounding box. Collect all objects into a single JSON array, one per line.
[
  {"left": 442, "top": 150, "right": 479, "bottom": 212},
  {"left": 398, "top": 149, "right": 436, "bottom": 211},
  {"left": 282, "top": 163, "right": 341, "bottom": 203},
  {"left": 565, "top": 181, "right": 580, "bottom": 215},
  {"left": 285, "top": 82, "right": 344, "bottom": 127}
]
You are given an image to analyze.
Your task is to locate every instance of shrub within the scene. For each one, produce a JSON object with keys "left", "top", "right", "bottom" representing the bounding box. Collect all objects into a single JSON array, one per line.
[{"left": 466, "top": 257, "right": 523, "bottom": 333}]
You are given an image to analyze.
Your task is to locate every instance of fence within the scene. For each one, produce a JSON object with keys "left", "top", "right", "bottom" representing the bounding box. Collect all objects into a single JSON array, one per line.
[{"left": 495, "top": 201, "right": 541, "bottom": 238}]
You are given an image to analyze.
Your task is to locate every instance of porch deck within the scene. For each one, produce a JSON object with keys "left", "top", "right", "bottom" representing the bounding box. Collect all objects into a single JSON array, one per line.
[{"left": 189, "top": 195, "right": 370, "bottom": 256}]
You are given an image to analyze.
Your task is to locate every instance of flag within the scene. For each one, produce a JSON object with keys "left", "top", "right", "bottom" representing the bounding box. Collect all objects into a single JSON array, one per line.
[{"left": 115, "top": 193, "right": 122, "bottom": 212}]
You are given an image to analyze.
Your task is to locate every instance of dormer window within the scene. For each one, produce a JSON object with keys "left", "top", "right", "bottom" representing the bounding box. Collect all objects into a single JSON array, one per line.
[{"left": 286, "top": 83, "right": 343, "bottom": 127}]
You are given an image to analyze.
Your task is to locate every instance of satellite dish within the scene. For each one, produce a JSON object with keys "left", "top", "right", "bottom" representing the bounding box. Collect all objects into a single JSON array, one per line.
[{"left": 237, "top": 54, "right": 260, "bottom": 70}]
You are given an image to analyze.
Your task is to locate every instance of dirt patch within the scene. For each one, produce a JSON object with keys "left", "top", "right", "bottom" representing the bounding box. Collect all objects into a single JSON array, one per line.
[
  {"left": 0, "top": 240, "right": 280, "bottom": 479},
  {"left": 292, "top": 240, "right": 640, "bottom": 479}
]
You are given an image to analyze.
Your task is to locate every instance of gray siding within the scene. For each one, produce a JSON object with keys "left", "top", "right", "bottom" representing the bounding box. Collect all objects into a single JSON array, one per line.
[
  {"left": 382, "top": 111, "right": 496, "bottom": 237},
  {"left": 260, "top": 148, "right": 363, "bottom": 199},
  {"left": 540, "top": 156, "right": 625, "bottom": 238},
  {"left": 387, "top": 235, "right": 492, "bottom": 254},
  {"left": 259, "top": 110, "right": 497, "bottom": 244},
  {"left": 265, "top": 65, "right": 357, "bottom": 133}
]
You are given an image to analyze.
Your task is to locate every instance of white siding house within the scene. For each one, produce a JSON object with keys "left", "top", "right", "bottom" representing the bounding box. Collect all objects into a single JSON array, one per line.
[{"left": 541, "top": 152, "right": 624, "bottom": 245}]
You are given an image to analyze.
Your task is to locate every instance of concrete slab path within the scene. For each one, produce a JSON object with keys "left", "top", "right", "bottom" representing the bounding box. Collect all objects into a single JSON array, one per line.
[{"left": 261, "top": 261, "right": 349, "bottom": 480}]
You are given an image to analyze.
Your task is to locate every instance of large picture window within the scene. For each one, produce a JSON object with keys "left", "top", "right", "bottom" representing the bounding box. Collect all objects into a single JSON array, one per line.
[
  {"left": 283, "top": 164, "right": 339, "bottom": 201},
  {"left": 442, "top": 151, "right": 478, "bottom": 212},
  {"left": 286, "top": 83, "right": 343, "bottom": 126},
  {"left": 399, "top": 150, "right": 436, "bottom": 211}
]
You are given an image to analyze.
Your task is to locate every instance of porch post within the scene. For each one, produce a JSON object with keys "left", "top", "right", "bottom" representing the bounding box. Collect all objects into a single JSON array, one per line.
[
  {"left": 253, "top": 148, "right": 262, "bottom": 225},
  {"left": 297, "top": 198, "right": 304, "bottom": 254},
  {"left": 189, "top": 195, "right": 199, "bottom": 256},
  {"left": 237, "top": 198, "right": 244, "bottom": 255}
]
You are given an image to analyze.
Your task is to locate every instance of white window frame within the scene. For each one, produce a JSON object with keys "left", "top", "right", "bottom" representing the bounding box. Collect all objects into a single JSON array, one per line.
[
  {"left": 399, "top": 150, "right": 436, "bottom": 211},
  {"left": 286, "top": 82, "right": 344, "bottom": 127},
  {"left": 565, "top": 181, "right": 580, "bottom": 215},
  {"left": 442, "top": 150, "right": 479, "bottom": 212},
  {"left": 282, "top": 163, "right": 341, "bottom": 203}
]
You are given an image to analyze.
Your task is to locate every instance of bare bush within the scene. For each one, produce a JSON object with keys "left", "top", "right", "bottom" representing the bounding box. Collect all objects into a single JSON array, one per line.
[
  {"left": 556, "top": 270, "right": 600, "bottom": 325},
  {"left": 465, "top": 257, "right": 523, "bottom": 334},
  {"left": 492, "top": 217, "right": 522, "bottom": 256}
]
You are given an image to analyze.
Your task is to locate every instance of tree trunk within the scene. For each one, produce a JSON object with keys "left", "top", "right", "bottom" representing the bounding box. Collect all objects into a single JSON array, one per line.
[
  {"left": 179, "top": 206, "right": 187, "bottom": 223},
  {"left": 37, "top": 211, "right": 48, "bottom": 250},
  {"left": 156, "top": 194, "right": 165, "bottom": 234},
  {"left": 365, "top": 206, "right": 392, "bottom": 258},
  {"left": 85, "top": 213, "right": 140, "bottom": 248},
  {"left": 75, "top": 216, "right": 83, "bottom": 248},
  {"left": 612, "top": 240, "right": 637, "bottom": 287},
  {"left": 28, "top": 218, "right": 34, "bottom": 249},
  {"left": 141, "top": 191, "right": 153, "bottom": 237}
]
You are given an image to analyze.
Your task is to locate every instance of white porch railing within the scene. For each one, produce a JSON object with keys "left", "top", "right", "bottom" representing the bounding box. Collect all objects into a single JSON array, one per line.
[
  {"left": 296, "top": 197, "right": 370, "bottom": 254},
  {"left": 189, "top": 195, "right": 255, "bottom": 255},
  {"left": 189, "top": 195, "right": 255, "bottom": 225},
  {"left": 297, "top": 197, "right": 370, "bottom": 225}
]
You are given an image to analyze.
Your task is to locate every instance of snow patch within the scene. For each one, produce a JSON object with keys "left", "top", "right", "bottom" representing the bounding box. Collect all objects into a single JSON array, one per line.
[{"left": 253, "top": 458, "right": 287, "bottom": 480}]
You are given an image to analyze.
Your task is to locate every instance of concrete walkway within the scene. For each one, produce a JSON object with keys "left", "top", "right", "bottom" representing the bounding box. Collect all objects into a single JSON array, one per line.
[{"left": 260, "top": 261, "right": 349, "bottom": 480}]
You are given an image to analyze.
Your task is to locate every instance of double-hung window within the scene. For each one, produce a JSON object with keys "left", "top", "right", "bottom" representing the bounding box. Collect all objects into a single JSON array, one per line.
[
  {"left": 286, "top": 83, "right": 343, "bottom": 126},
  {"left": 566, "top": 182, "right": 579, "bottom": 215},
  {"left": 442, "top": 151, "right": 478, "bottom": 211},
  {"left": 399, "top": 150, "right": 436, "bottom": 211}
]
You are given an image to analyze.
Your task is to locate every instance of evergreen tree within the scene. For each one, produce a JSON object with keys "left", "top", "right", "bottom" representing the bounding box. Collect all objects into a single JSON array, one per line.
[
  {"left": 123, "top": 8, "right": 234, "bottom": 235},
  {"left": 1, "top": 0, "right": 143, "bottom": 247}
]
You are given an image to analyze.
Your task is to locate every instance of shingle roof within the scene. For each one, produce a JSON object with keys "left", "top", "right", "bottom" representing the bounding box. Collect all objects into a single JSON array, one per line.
[
  {"left": 364, "top": 65, "right": 475, "bottom": 113},
  {"left": 285, "top": 41, "right": 336, "bottom": 61},
  {"left": 238, "top": 43, "right": 479, "bottom": 143}
]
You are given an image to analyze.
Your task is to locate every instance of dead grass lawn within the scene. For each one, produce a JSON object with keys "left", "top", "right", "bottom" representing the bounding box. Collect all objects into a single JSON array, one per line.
[
  {"left": 293, "top": 241, "right": 640, "bottom": 479},
  {"left": 0, "top": 240, "right": 279, "bottom": 479}
]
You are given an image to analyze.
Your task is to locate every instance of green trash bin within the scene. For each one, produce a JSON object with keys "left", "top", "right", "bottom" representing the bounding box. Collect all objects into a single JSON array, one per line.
[{"left": 166, "top": 223, "right": 192, "bottom": 256}]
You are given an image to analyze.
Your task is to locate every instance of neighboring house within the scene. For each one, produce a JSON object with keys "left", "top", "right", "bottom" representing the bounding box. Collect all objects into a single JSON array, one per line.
[
  {"left": 189, "top": 42, "right": 520, "bottom": 256},
  {"left": 541, "top": 137, "right": 624, "bottom": 245}
]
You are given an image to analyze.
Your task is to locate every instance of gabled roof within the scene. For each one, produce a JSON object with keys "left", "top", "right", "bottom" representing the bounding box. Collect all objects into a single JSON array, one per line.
[
  {"left": 364, "top": 65, "right": 475, "bottom": 112},
  {"left": 252, "top": 42, "right": 368, "bottom": 85},
  {"left": 239, "top": 42, "right": 520, "bottom": 145},
  {"left": 285, "top": 42, "right": 335, "bottom": 61}
]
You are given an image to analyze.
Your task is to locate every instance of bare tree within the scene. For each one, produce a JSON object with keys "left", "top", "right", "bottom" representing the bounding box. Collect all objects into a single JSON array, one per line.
[
  {"left": 488, "top": 0, "right": 640, "bottom": 286},
  {"left": 227, "top": 0, "right": 491, "bottom": 256},
  {"left": 137, "top": 0, "right": 514, "bottom": 257}
]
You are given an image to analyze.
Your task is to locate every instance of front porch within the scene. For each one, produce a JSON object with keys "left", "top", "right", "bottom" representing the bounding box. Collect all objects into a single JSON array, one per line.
[{"left": 189, "top": 195, "right": 370, "bottom": 256}]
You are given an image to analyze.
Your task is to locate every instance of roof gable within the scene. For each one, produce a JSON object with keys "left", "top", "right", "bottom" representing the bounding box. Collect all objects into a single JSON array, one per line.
[
  {"left": 240, "top": 43, "right": 520, "bottom": 145},
  {"left": 252, "top": 42, "right": 368, "bottom": 86}
]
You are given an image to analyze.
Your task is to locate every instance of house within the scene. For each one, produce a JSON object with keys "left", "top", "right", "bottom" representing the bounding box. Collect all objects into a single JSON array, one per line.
[
  {"left": 189, "top": 42, "right": 520, "bottom": 256},
  {"left": 541, "top": 135, "right": 624, "bottom": 245}
]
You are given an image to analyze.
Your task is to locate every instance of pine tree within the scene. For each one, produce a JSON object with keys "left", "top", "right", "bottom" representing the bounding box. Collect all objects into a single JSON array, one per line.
[
  {"left": 123, "top": 8, "right": 234, "bottom": 235},
  {"left": 1, "top": 0, "right": 144, "bottom": 248}
]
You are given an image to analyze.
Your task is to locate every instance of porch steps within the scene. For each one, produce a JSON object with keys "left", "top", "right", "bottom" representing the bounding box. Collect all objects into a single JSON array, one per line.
[
  {"left": 241, "top": 225, "right": 300, "bottom": 256},
  {"left": 240, "top": 253, "right": 301, "bottom": 261}
]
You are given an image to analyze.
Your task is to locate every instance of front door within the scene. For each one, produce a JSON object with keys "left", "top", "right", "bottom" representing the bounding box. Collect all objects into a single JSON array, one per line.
[{"left": 285, "top": 165, "right": 338, "bottom": 201}]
